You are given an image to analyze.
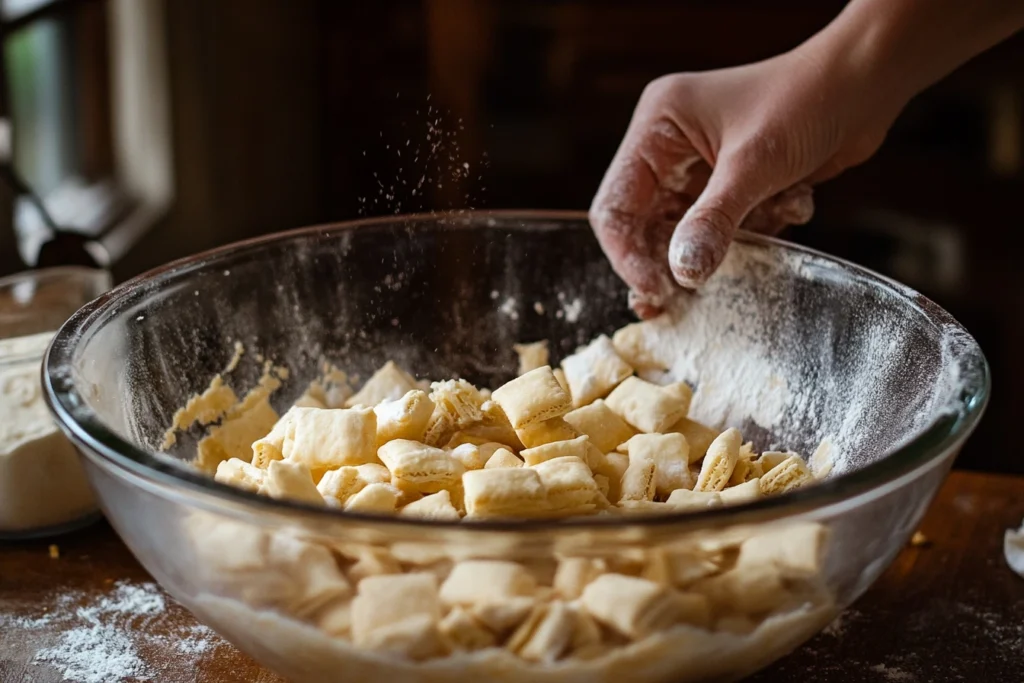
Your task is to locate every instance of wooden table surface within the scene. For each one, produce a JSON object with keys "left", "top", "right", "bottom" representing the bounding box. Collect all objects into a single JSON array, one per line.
[{"left": 2, "top": 470, "right": 1022, "bottom": 683}]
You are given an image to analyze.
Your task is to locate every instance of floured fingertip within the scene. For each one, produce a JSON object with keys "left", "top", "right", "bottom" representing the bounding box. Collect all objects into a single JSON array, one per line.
[{"left": 668, "top": 224, "right": 729, "bottom": 290}]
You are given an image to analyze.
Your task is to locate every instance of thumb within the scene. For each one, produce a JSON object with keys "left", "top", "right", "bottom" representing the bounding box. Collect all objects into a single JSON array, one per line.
[{"left": 668, "top": 154, "right": 774, "bottom": 288}]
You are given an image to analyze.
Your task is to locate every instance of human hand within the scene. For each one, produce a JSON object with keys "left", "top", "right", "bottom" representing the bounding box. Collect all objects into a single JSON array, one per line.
[{"left": 589, "top": 46, "right": 903, "bottom": 318}]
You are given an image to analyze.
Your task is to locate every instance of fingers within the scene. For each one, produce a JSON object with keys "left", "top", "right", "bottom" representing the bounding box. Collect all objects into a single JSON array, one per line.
[
  {"left": 591, "top": 111, "right": 707, "bottom": 318},
  {"left": 590, "top": 155, "right": 678, "bottom": 318},
  {"left": 742, "top": 184, "right": 815, "bottom": 235},
  {"left": 668, "top": 154, "right": 771, "bottom": 288}
]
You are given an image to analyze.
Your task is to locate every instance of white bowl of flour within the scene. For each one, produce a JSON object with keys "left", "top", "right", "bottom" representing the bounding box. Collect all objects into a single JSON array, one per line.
[{"left": 0, "top": 267, "right": 111, "bottom": 538}]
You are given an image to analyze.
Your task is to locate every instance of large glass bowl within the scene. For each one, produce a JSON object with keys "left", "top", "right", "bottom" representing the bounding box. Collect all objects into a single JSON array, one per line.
[{"left": 43, "top": 212, "right": 987, "bottom": 682}]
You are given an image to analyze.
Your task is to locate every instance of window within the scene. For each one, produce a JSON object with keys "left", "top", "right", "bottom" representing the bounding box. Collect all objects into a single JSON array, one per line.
[{"left": 1, "top": 0, "right": 171, "bottom": 269}]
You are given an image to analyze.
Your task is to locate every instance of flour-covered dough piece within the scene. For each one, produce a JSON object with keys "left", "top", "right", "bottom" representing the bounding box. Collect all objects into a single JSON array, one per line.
[
  {"left": 483, "top": 447, "right": 525, "bottom": 469},
  {"left": 283, "top": 407, "right": 377, "bottom": 469},
  {"left": 439, "top": 607, "right": 495, "bottom": 652},
  {"left": 581, "top": 574, "right": 710, "bottom": 639},
  {"left": 553, "top": 557, "right": 607, "bottom": 600},
  {"left": 611, "top": 321, "right": 666, "bottom": 371},
  {"left": 620, "top": 432, "right": 693, "bottom": 497},
  {"left": 719, "top": 477, "right": 763, "bottom": 505},
  {"left": 729, "top": 455, "right": 763, "bottom": 486},
  {"left": 666, "top": 488, "right": 723, "bottom": 511},
  {"left": 759, "top": 453, "right": 813, "bottom": 495},
  {"left": 619, "top": 449, "right": 656, "bottom": 502},
  {"left": 605, "top": 377, "right": 689, "bottom": 434},
  {"left": 400, "top": 490, "right": 461, "bottom": 521},
  {"left": 531, "top": 456, "right": 599, "bottom": 513},
  {"left": 422, "top": 379, "right": 487, "bottom": 447},
  {"left": 462, "top": 468, "right": 549, "bottom": 518},
  {"left": 669, "top": 417, "right": 719, "bottom": 462},
  {"left": 197, "top": 397, "right": 280, "bottom": 471},
  {"left": 351, "top": 573, "right": 443, "bottom": 659},
  {"left": 552, "top": 368, "right": 570, "bottom": 398},
  {"left": 601, "top": 451, "right": 629, "bottom": 503},
  {"left": 737, "top": 522, "right": 828, "bottom": 577},
  {"left": 215, "top": 458, "right": 266, "bottom": 492},
  {"left": 346, "top": 361, "right": 419, "bottom": 408},
  {"left": 429, "top": 379, "right": 486, "bottom": 428},
  {"left": 317, "top": 463, "right": 391, "bottom": 505},
  {"left": 509, "top": 600, "right": 575, "bottom": 663},
  {"left": 561, "top": 335, "right": 633, "bottom": 407},
  {"left": 662, "top": 382, "right": 693, "bottom": 414},
  {"left": 378, "top": 439, "right": 465, "bottom": 492},
  {"left": 440, "top": 560, "right": 537, "bottom": 606},
  {"left": 251, "top": 406, "right": 314, "bottom": 468},
  {"left": 810, "top": 439, "right": 836, "bottom": 479},
  {"left": 374, "top": 390, "right": 435, "bottom": 445},
  {"left": 344, "top": 482, "right": 400, "bottom": 513},
  {"left": 262, "top": 460, "right": 323, "bottom": 505},
  {"left": 491, "top": 366, "right": 572, "bottom": 429},
  {"left": 520, "top": 435, "right": 590, "bottom": 467},
  {"left": 563, "top": 399, "right": 636, "bottom": 454},
  {"left": 513, "top": 340, "right": 549, "bottom": 376},
  {"left": 467, "top": 597, "right": 532, "bottom": 635},
  {"left": 448, "top": 443, "right": 486, "bottom": 471},
  {"left": 757, "top": 451, "right": 793, "bottom": 474},
  {"left": 643, "top": 549, "right": 721, "bottom": 588},
  {"left": 695, "top": 428, "right": 741, "bottom": 492},
  {"left": 447, "top": 401, "right": 524, "bottom": 452},
  {"left": 516, "top": 417, "right": 581, "bottom": 449}
]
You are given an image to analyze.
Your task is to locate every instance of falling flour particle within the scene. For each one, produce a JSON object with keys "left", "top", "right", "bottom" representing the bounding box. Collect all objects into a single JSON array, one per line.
[
  {"left": 499, "top": 297, "right": 519, "bottom": 321},
  {"left": 561, "top": 297, "right": 583, "bottom": 323}
]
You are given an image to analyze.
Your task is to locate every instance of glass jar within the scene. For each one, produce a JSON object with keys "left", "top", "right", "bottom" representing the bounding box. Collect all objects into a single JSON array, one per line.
[{"left": 0, "top": 266, "right": 112, "bottom": 538}]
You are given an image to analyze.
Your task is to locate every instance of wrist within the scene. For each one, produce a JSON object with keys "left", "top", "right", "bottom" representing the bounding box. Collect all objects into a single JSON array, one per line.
[
  {"left": 808, "top": 0, "right": 1024, "bottom": 109},
  {"left": 793, "top": 6, "right": 920, "bottom": 126}
]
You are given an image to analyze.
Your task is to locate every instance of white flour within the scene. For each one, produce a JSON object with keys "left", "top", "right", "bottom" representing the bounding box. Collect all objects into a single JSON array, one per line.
[
  {"left": 616, "top": 244, "right": 970, "bottom": 474},
  {"left": 35, "top": 625, "right": 149, "bottom": 683},
  {"left": 1, "top": 580, "right": 225, "bottom": 682},
  {"left": 498, "top": 296, "right": 519, "bottom": 321},
  {"left": 556, "top": 293, "right": 583, "bottom": 323},
  {"left": 0, "top": 330, "right": 98, "bottom": 533}
]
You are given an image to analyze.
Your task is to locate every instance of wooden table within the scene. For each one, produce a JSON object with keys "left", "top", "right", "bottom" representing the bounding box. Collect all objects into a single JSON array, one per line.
[{"left": 2, "top": 471, "right": 1022, "bottom": 682}]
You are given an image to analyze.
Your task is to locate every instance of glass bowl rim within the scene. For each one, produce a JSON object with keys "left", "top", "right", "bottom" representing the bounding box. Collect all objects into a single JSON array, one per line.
[{"left": 42, "top": 210, "right": 990, "bottom": 534}]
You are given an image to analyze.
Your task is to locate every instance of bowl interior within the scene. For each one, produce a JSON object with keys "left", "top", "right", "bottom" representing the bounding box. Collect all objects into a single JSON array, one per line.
[{"left": 49, "top": 213, "right": 985, "bottom": 501}]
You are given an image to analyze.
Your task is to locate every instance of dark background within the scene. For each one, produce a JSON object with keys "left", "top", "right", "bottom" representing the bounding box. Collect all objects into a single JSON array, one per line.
[{"left": 1, "top": 0, "right": 1021, "bottom": 473}]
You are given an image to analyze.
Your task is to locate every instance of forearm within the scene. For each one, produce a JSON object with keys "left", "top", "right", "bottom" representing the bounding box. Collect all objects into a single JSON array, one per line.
[{"left": 803, "top": 0, "right": 1024, "bottom": 114}]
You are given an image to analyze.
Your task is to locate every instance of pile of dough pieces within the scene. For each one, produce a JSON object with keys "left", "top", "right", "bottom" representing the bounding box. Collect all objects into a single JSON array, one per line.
[
  {"left": 184, "top": 325, "right": 834, "bottom": 670},
  {"left": 212, "top": 333, "right": 818, "bottom": 520},
  {"left": 185, "top": 512, "right": 831, "bottom": 669}
]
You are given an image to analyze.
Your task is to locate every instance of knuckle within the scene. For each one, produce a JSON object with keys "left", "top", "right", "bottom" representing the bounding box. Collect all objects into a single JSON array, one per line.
[
  {"left": 686, "top": 206, "right": 737, "bottom": 239},
  {"left": 639, "top": 73, "right": 690, "bottom": 108}
]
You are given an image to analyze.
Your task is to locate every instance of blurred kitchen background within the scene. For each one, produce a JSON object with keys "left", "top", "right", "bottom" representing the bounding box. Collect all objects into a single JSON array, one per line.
[{"left": 0, "top": 0, "right": 1020, "bottom": 473}]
